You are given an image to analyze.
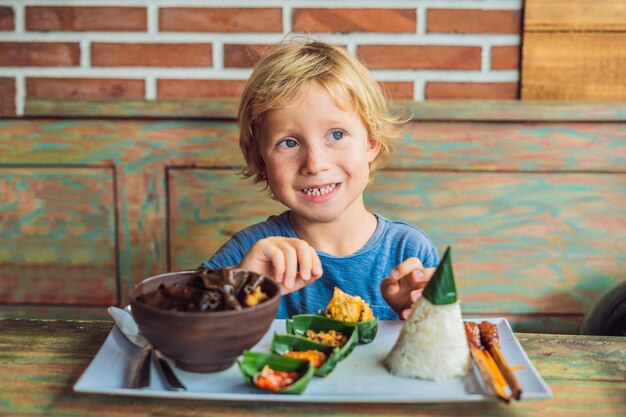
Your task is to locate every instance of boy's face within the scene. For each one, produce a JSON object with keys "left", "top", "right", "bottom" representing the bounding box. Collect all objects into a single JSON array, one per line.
[{"left": 259, "top": 82, "right": 380, "bottom": 224}]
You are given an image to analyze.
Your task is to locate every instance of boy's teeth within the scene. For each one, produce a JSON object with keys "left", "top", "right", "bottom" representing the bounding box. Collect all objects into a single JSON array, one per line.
[{"left": 303, "top": 183, "right": 337, "bottom": 196}]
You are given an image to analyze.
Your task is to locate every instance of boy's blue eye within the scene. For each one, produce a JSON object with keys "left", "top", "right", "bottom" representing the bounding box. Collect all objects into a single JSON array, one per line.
[
  {"left": 279, "top": 138, "right": 298, "bottom": 148},
  {"left": 330, "top": 130, "right": 344, "bottom": 141}
]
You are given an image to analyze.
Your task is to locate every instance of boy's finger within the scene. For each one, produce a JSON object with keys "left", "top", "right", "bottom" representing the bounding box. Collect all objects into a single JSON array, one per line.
[
  {"left": 405, "top": 269, "right": 427, "bottom": 288},
  {"left": 409, "top": 289, "right": 422, "bottom": 302},
  {"left": 268, "top": 246, "right": 285, "bottom": 283},
  {"left": 310, "top": 246, "right": 323, "bottom": 278},
  {"left": 380, "top": 277, "right": 400, "bottom": 296},
  {"left": 280, "top": 243, "right": 298, "bottom": 289},
  {"left": 401, "top": 308, "right": 412, "bottom": 320},
  {"left": 389, "top": 257, "right": 425, "bottom": 280},
  {"left": 294, "top": 241, "right": 312, "bottom": 281}
]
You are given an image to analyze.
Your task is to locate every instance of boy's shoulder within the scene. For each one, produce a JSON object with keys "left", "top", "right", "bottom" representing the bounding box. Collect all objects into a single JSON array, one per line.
[
  {"left": 376, "top": 214, "right": 432, "bottom": 242},
  {"left": 375, "top": 214, "right": 439, "bottom": 267},
  {"left": 232, "top": 210, "right": 294, "bottom": 241}
]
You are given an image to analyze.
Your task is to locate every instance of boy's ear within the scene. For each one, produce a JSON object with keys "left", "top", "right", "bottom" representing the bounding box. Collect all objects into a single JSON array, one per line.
[{"left": 367, "top": 138, "right": 381, "bottom": 163}]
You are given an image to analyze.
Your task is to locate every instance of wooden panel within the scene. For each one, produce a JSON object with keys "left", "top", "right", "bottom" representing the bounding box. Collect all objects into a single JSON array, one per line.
[
  {"left": 168, "top": 168, "right": 285, "bottom": 271},
  {"left": 522, "top": 33, "right": 626, "bottom": 100},
  {"left": 6, "top": 120, "right": 621, "bottom": 172},
  {"left": 0, "top": 167, "right": 116, "bottom": 305},
  {"left": 24, "top": 98, "right": 626, "bottom": 121},
  {"left": 2, "top": 106, "right": 624, "bottom": 329},
  {"left": 0, "top": 119, "right": 242, "bottom": 303},
  {"left": 0, "top": 304, "right": 109, "bottom": 320},
  {"left": 366, "top": 172, "right": 625, "bottom": 316},
  {"left": 525, "top": 0, "right": 626, "bottom": 32},
  {"left": 0, "top": 120, "right": 241, "bottom": 166},
  {"left": 398, "top": 122, "right": 626, "bottom": 172},
  {"left": 523, "top": 0, "right": 626, "bottom": 100},
  {"left": 167, "top": 169, "right": 625, "bottom": 330}
]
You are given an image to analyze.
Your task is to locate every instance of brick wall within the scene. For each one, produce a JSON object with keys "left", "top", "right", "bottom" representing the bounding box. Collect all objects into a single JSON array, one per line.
[{"left": 0, "top": 0, "right": 522, "bottom": 116}]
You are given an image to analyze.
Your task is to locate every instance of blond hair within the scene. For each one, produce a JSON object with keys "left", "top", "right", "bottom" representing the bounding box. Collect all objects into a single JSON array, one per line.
[{"left": 238, "top": 40, "right": 405, "bottom": 189}]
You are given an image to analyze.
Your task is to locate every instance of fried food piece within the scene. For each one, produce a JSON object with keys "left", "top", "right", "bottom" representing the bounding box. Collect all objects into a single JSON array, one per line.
[
  {"left": 324, "top": 287, "right": 374, "bottom": 322},
  {"left": 464, "top": 321, "right": 482, "bottom": 349},
  {"left": 244, "top": 286, "right": 269, "bottom": 307},
  {"left": 305, "top": 329, "right": 348, "bottom": 348},
  {"left": 283, "top": 350, "right": 327, "bottom": 368}
]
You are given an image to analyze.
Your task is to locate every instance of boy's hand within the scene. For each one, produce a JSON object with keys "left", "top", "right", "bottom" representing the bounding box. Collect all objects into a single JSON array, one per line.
[
  {"left": 239, "top": 237, "right": 323, "bottom": 294},
  {"left": 380, "top": 257, "right": 435, "bottom": 319}
]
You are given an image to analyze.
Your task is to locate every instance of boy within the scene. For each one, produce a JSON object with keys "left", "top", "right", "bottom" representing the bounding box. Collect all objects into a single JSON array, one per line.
[{"left": 203, "top": 41, "right": 438, "bottom": 320}]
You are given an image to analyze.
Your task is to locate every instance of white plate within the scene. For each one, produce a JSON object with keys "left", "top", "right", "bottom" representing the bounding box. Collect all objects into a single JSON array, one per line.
[{"left": 73, "top": 318, "right": 552, "bottom": 403}]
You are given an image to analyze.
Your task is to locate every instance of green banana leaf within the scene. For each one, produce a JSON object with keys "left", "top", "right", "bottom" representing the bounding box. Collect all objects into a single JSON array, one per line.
[
  {"left": 271, "top": 333, "right": 341, "bottom": 377},
  {"left": 237, "top": 351, "right": 314, "bottom": 394},
  {"left": 285, "top": 314, "right": 358, "bottom": 360},
  {"left": 423, "top": 246, "right": 458, "bottom": 305},
  {"left": 290, "top": 313, "right": 378, "bottom": 344}
]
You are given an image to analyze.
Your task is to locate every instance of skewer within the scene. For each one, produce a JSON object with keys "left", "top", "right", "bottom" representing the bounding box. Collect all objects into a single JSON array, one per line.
[
  {"left": 479, "top": 321, "right": 523, "bottom": 400},
  {"left": 464, "top": 322, "right": 511, "bottom": 403}
]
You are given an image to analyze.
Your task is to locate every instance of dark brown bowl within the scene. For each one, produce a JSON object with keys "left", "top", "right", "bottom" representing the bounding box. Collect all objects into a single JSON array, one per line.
[{"left": 129, "top": 269, "right": 281, "bottom": 373}]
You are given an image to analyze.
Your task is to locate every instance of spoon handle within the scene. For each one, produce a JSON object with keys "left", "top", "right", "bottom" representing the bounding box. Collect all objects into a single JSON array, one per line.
[
  {"left": 131, "top": 344, "right": 151, "bottom": 388},
  {"left": 153, "top": 349, "right": 186, "bottom": 391}
]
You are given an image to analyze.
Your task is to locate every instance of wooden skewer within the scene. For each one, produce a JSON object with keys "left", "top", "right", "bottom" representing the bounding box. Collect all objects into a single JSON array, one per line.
[
  {"left": 467, "top": 344, "right": 511, "bottom": 403},
  {"left": 478, "top": 321, "right": 523, "bottom": 400},
  {"left": 488, "top": 344, "right": 523, "bottom": 400}
]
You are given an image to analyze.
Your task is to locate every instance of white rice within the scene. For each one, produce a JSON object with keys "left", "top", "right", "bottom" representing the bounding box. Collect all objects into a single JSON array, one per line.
[{"left": 384, "top": 297, "right": 470, "bottom": 381}]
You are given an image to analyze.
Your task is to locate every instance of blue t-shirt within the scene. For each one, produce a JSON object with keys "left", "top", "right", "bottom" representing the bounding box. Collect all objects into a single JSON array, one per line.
[{"left": 202, "top": 211, "right": 438, "bottom": 320}]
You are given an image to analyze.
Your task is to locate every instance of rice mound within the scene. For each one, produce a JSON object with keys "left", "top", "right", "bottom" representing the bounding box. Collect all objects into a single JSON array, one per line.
[{"left": 384, "top": 297, "right": 470, "bottom": 381}]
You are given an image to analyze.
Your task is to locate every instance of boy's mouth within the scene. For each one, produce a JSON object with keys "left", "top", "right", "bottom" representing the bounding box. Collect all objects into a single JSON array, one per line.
[{"left": 300, "top": 183, "right": 338, "bottom": 197}]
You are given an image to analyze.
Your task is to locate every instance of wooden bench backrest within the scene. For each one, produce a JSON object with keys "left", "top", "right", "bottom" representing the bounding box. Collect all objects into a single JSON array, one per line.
[{"left": 1, "top": 100, "right": 624, "bottom": 333}]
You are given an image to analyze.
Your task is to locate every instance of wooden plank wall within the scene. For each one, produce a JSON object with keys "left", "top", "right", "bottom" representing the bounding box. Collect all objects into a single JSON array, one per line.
[
  {"left": 522, "top": 0, "right": 626, "bottom": 100},
  {"left": 1, "top": 100, "right": 625, "bottom": 334}
]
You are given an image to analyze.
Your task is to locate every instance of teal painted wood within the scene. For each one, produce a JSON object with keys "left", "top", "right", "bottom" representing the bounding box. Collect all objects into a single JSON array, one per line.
[
  {"left": 2, "top": 120, "right": 624, "bottom": 172},
  {"left": 0, "top": 119, "right": 243, "bottom": 304},
  {"left": 365, "top": 171, "right": 626, "bottom": 315},
  {"left": 1, "top": 114, "right": 624, "bottom": 330},
  {"left": 0, "top": 168, "right": 116, "bottom": 305},
  {"left": 397, "top": 122, "right": 626, "bottom": 172},
  {"left": 25, "top": 99, "right": 241, "bottom": 119},
  {"left": 0, "top": 305, "right": 110, "bottom": 320},
  {"left": 168, "top": 169, "right": 625, "bottom": 323},
  {"left": 168, "top": 168, "right": 285, "bottom": 271},
  {"left": 24, "top": 99, "right": 626, "bottom": 121}
]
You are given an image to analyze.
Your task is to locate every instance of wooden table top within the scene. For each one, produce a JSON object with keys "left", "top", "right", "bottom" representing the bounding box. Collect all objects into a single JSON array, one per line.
[{"left": 1, "top": 318, "right": 625, "bottom": 417}]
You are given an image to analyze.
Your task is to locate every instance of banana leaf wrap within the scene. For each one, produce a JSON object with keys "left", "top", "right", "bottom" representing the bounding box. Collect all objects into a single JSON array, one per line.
[
  {"left": 271, "top": 333, "right": 341, "bottom": 377},
  {"left": 293, "top": 313, "right": 378, "bottom": 344},
  {"left": 285, "top": 315, "right": 359, "bottom": 360},
  {"left": 237, "top": 351, "right": 314, "bottom": 394}
]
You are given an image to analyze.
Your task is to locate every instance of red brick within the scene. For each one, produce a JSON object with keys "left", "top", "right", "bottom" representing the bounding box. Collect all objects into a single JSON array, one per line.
[
  {"left": 0, "top": 42, "right": 79, "bottom": 66},
  {"left": 491, "top": 45, "right": 520, "bottom": 70},
  {"left": 161, "top": 8, "right": 281, "bottom": 33},
  {"left": 26, "top": 78, "right": 144, "bottom": 99},
  {"left": 379, "top": 81, "right": 414, "bottom": 100},
  {"left": 224, "top": 44, "right": 275, "bottom": 68},
  {"left": 158, "top": 79, "right": 247, "bottom": 98},
  {"left": 293, "top": 8, "right": 416, "bottom": 33},
  {"left": 92, "top": 43, "right": 212, "bottom": 67},
  {"left": 358, "top": 45, "right": 481, "bottom": 70},
  {"left": 0, "top": 6, "right": 14, "bottom": 30},
  {"left": 26, "top": 6, "right": 146, "bottom": 31},
  {"left": 425, "top": 82, "right": 518, "bottom": 99},
  {"left": 0, "top": 77, "right": 16, "bottom": 116},
  {"left": 428, "top": 9, "right": 521, "bottom": 34}
]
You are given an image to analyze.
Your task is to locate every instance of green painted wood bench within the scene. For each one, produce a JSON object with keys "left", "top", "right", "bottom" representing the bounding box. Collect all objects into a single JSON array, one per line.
[{"left": 1, "top": 99, "right": 624, "bottom": 333}]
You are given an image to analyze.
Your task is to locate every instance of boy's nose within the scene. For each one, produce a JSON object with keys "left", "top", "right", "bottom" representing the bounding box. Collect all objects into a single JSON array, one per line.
[{"left": 300, "top": 144, "right": 329, "bottom": 175}]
